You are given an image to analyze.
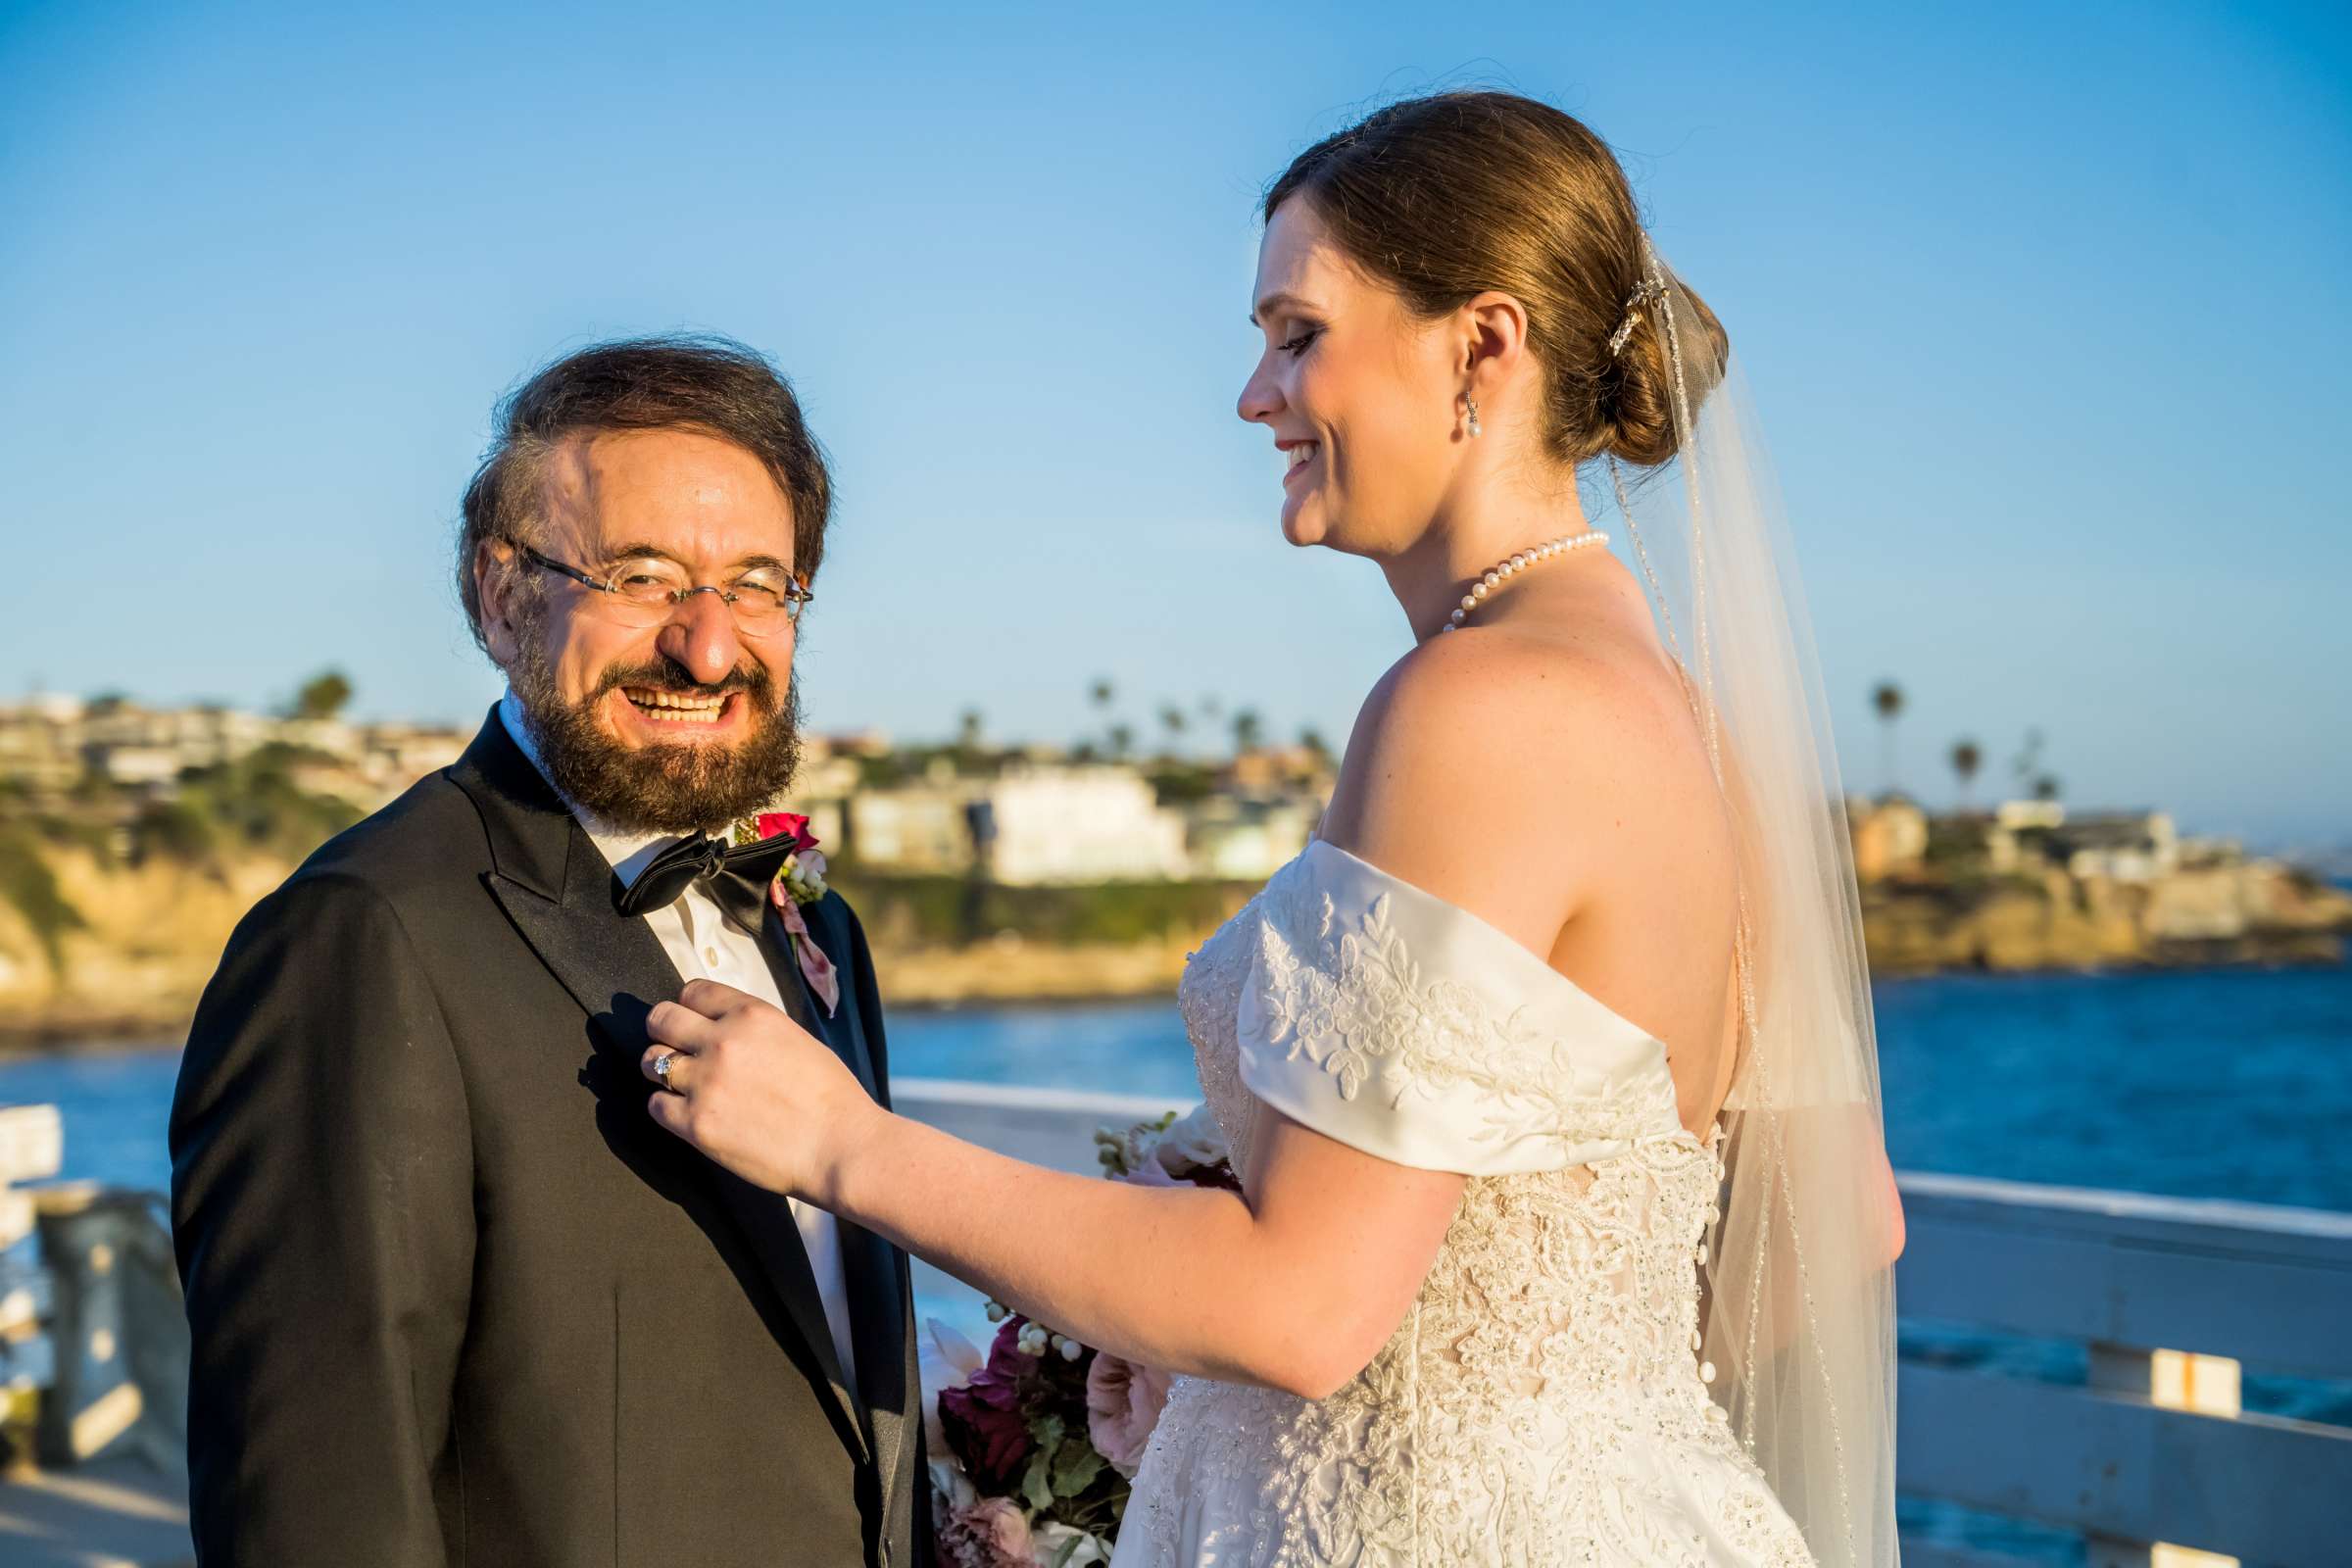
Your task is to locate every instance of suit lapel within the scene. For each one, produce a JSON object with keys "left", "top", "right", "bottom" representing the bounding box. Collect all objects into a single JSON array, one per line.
[
  {"left": 762, "top": 898, "right": 877, "bottom": 1099},
  {"left": 763, "top": 896, "right": 914, "bottom": 1524},
  {"left": 448, "top": 713, "right": 872, "bottom": 1467}
]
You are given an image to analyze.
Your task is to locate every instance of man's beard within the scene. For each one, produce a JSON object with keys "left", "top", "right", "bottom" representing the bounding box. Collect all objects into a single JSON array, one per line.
[{"left": 509, "top": 635, "right": 803, "bottom": 836}]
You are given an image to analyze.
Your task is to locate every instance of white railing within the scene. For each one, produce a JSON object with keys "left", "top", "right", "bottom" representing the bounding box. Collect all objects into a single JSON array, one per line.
[
  {"left": 1894, "top": 1171, "right": 2352, "bottom": 1568},
  {"left": 899, "top": 1084, "right": 2352, "bottom": 1568}
]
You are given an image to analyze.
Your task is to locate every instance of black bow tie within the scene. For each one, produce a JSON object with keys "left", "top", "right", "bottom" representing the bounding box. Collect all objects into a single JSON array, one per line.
[{"left": 613, "top": 830, "right": 799, "bottom": 932}]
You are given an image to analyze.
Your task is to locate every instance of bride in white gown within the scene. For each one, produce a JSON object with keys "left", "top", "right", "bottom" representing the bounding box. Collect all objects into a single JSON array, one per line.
[
  {"left": 1119, "top": 838, "right": 1817, "bottom": 1565},
  {"left": 641, "top": 91, "right": 1900, "bottom": 1567}
]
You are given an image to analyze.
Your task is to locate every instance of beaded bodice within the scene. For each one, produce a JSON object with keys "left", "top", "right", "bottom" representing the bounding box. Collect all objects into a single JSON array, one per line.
[{"left": 1114, "top": 844, "right": 1814, "bottom": 1567}]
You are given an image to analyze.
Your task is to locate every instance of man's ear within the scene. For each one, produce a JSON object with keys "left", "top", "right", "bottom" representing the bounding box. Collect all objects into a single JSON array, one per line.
[{"left": 474, "top": 539, "right": 521, "bottom": 668}]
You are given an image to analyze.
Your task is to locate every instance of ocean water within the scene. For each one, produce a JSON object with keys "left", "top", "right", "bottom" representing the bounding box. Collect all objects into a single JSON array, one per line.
[{"left": 13, "top": 964, "right": 2347, "bottom": 1208}]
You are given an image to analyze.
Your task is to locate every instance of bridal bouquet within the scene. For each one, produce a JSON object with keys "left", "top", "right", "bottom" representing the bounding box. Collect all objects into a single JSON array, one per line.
[{"left": 924, "top": 1103, "right": 1238, "bottom": 1568}]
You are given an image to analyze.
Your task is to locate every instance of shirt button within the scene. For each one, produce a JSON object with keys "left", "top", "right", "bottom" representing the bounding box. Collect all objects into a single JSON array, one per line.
[{"left": 704, "top": 947, "right": 721, "bottom": 966}]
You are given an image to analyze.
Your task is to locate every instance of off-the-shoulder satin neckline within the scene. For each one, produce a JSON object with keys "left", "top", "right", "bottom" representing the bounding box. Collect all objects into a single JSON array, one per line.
[{"left": 1297, "top": 838, "right": 1673, "bottom": 1051}]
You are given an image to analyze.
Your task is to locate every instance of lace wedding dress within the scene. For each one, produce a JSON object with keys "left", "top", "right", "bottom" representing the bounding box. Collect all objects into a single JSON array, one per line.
[{"left": 1111, "top": 841, "right": 1815, "bottom": 1567}]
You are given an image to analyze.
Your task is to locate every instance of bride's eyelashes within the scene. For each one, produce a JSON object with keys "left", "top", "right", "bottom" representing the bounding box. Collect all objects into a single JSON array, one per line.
[{"left": 1277, "top": 327, "right": 1322, "bottom": 357}]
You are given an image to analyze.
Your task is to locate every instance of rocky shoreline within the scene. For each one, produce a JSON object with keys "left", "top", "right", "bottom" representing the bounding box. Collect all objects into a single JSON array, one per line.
[
  {"left": 1860, "top": 872, "right": 2349, "bottom": 977},
  {"left": 2, "top": 846, "right": 2343, "bottom": 1053},
  {"left": 7, "top": 931, "right": 2344, "bottom": 1055}
]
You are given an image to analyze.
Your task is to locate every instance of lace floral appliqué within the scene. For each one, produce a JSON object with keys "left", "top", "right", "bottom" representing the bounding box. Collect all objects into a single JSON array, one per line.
[{"left": 1249, "top": 866, "right": 1673, "bottom": 1163}]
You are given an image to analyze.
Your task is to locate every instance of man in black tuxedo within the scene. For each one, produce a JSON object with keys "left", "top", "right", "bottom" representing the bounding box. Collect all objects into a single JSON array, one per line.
[{"left": 170, "top": 336, "right": 930, "bottom": 1566}]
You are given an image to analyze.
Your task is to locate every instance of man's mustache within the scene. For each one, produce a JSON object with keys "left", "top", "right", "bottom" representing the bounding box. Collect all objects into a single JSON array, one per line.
[{"left": 589, "top": 661, "right": 774, "bottom": 705}]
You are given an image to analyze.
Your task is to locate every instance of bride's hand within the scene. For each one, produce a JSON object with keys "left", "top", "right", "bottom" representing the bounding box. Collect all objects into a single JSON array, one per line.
[{"left": 640, "top": 980, "right": 881, "bottom": 1201}]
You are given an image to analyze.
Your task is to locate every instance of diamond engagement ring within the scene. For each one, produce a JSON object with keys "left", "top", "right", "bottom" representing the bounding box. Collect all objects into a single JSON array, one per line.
[{"left": 653, "top": 1051, "right": 682, "bottom": 1093}]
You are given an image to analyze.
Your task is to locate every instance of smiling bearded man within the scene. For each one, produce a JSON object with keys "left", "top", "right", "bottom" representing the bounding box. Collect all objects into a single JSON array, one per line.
[
  {"left": 486, "top": 411, "right": 808, "bottom": 834},
  {"left": 170, "top": 336, "right": 931, "bottom": 1568}
]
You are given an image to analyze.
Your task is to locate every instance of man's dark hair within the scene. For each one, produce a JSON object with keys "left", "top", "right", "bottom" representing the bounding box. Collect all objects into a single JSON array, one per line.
[{"left": 457, "top": 334, "right": 832, "bottom": 651}]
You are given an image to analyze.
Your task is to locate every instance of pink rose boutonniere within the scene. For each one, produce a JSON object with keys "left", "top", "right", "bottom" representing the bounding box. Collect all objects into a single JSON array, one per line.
[{"left": 741, "top": 810, "right": 840, "bottom": 1016}]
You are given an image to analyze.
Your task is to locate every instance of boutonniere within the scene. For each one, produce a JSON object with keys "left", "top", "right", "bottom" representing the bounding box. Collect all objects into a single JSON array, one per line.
[
  {"left": 743, "top": 811, "right": 829, "bottom": 906},
  {"left": 737, "top": 811, "right": 840, "bottom": 1016}
]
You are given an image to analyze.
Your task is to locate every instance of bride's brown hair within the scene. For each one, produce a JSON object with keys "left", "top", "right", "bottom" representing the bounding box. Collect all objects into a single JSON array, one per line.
[{"left": 1265, "top": 91, "right": 1728, "bottom": 467}]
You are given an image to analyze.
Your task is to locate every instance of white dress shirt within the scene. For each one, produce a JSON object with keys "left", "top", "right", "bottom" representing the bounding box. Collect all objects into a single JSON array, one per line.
[{"left": 499, "top": 694, "right": 858, "bottom": 1393}]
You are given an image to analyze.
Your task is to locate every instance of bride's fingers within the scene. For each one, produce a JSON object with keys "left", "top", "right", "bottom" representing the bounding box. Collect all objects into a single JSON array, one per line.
[
  {"left": 647, "top": 1083, "right": 692, "bottom": 1140},
  {"left": 641, "top": 1045, "right": 695, "bottom": 1093},
  {"left": 647, "top": 1000, "right": 721, "bottom": 1050},
  {"left": 678, "top": 978, "right": 759, "bottom": 1019}
]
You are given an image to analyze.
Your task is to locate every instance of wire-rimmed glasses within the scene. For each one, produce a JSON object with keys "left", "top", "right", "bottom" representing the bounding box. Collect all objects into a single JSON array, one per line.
[{"left": 517, "top": 544, "right": 811, "bottom": 634}]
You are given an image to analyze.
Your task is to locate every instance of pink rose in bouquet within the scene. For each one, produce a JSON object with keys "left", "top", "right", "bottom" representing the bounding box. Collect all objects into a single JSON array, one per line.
[
  {"left": 1084, "top": 1350, "right": 1172, "bottom": 1478},
  {"left": 939, "top": 1494, "right": 1035, "bottom": 1568}
]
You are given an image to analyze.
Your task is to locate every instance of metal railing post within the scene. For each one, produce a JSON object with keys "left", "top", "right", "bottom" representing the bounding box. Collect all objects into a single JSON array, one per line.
[{"left": 31, "top": 1187, "right": 187, "bottom": 1479}]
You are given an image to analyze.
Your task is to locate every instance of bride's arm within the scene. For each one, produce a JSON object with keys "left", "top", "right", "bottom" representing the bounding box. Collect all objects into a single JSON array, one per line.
[
  {"left": 645, "top": 638, "right": 1637, "bottom": 1396},
  {"left": 766, "top": 1057, "right": 1460, "bottom": 1400}
]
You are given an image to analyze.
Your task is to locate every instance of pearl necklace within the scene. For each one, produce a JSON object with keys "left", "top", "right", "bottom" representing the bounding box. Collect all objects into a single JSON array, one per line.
[{"left": 1441, "top": 531, "right": 1611, "bottom": 632}]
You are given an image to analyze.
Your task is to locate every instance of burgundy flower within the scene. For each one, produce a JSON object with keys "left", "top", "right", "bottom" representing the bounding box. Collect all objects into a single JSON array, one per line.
[{"left": 937, "top": 1318, "right": 1036, "bottom": 1490}]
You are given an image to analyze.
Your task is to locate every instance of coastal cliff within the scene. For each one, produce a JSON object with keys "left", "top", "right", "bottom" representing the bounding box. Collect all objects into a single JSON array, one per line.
[
  {"left": 0, "top": 841, "right": 291, "bottom": 1044},
  {"left": 1862, "top": 869, "right": 2348, "bottom": 976},
  {"left": 0, "top": 839, "right": 1248, "bottom": 1046},
  {"left": 1, "top": 832, "right": 2343, "bottom": 1048},
  {"left": 1850, "top": 798, "right": 2352, "bottom": 976},
  {"left": 11, "top": 693, "right": 2341, "bottom": 1047}
]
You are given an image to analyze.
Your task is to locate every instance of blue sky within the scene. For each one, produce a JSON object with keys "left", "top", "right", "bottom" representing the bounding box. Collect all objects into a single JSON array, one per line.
[{"left": 5, "top": 1, "right": 2347, "bottom": 845}]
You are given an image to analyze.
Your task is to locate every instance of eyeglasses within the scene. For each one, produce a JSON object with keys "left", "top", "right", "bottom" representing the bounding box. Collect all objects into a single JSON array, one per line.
[{"left": 517, "top": 544, "right": 812, "bottom": 633}]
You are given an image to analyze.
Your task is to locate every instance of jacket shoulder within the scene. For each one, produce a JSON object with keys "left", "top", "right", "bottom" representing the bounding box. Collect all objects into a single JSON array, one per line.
[{"left": 276, "top": 767, "right": 490, "bottom": 908}]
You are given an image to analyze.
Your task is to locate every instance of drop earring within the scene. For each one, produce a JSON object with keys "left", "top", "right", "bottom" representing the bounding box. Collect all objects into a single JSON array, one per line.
[{"left": 1465, "top": 398, "right": 1483, "bottom": 438}]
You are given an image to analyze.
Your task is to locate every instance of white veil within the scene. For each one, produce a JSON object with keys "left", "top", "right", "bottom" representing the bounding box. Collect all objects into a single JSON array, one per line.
[{"left": 1596, "top": 250, "right": 1900, "bottom": 1568}]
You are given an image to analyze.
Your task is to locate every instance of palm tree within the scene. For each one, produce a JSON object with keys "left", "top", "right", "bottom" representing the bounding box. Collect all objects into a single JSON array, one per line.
[
  {"left": 1090, "top": 678, "right": 1115, "bottom": 711},
  {"left": 1870, "top": 681, "right": 1905, "bottom": 797},
  {"left": 1948, "top": 739, "right": 1983, "bottom": 809},
  {"left": 1107, "top": 723, "right": 1135, "bottom": 761},
  {"left": 2011, "top": 727, "right": 2046, "bottom": 798},
  {"left": 1157, "top": 705, "right": 1188, "bottom": 756},
  {"left": 1232, "top": 709, "right": 1263, "bottom": 756}
]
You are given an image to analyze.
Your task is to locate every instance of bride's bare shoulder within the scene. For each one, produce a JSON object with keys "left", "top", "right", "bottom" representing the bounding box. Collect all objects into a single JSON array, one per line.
[{"left": 1319, "top": 623, "right": 1711, "bottom": 946}]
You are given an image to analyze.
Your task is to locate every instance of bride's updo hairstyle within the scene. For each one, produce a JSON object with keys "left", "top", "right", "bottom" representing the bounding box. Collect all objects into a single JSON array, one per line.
[{"left": 1264, "top": 91, "right": 1727, "bottom": 467}]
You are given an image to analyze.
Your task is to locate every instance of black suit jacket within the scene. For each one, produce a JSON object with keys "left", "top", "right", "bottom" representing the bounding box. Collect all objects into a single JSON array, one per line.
[{"left": 170, "top": 711, "right": 931, "bottom": 1567}]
